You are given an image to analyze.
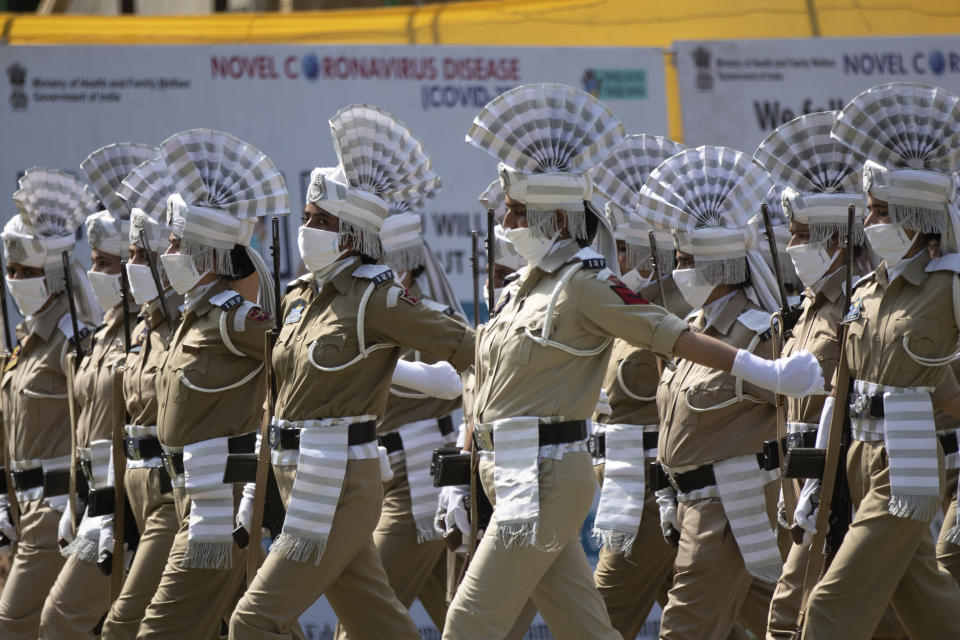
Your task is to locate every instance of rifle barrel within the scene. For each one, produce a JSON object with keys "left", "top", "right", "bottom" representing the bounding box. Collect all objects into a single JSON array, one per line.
[
  {"left": 760, "top": 202, "right": 790, "bottom": 312},
  {"left": 0, "top": 244, "right": 12, "bottom": 354},
  {"left": 844, "top": 205, "right": 855, "bottom": 311},
  {"left": 271, "top": 217, "right": 282, "bottom": 333},
  {"left": 471, "top": 231, "right": 480, "bottom": 327},
  {"left": 486, "top": 209, "right": 495, "bottom": 313},
  {"left": 119, "top": 260, "right": 132, "bottom": 353},
  {"left": 61, "top": 251, "right": 83, "bottom": 369},
  {"left": 138, "top": 230, "right": 173, "bottom": 328}
]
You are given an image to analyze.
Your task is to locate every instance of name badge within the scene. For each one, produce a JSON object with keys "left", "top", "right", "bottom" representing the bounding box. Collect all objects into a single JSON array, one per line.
[
  {"left": 284, "top": 299, "right": 306, "bottom": 325},
  {"left": 843, "top": 297, "right": 863, "bottom": 324}
]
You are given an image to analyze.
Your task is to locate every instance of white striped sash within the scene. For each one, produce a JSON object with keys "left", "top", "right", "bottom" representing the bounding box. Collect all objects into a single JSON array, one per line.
[
  {"left": 592, "top": 423, "right": 650, "bottom": 554},
  {"left": 181, "top": 436, "right": 236, "bottom": 570},
  {"left": 490, "top": 416, "right": 542, "bottom": 549},
  {"left": 397, "top": 419, "right": 450, "bottom": 543},
  {"left": 713, "top": 455, "right": 783, "bottom": 584}
]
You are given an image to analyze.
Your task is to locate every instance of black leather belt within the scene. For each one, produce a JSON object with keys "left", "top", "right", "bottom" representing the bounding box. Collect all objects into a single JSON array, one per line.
[
  {"left": 0, "top": 467, "right": 5, "bottom": 494},
  {"left": 760, "top": 430, "right": 819, "bottom": 471},
  {"left": 379, "top": 416, "right": 457, "bottom": 454},
  {"left": 669, "top": 465, "right": 717, "bottom": 493},
  {"left": 124, "top": 436, "right": 164, "bottom": 461},
  {"left": 11, "top": 468, "right": 70, "bottom": 496},
  {"left": 588, "top": 430, "right": 658, "bottom": 459},
  {"left": 268, "top": 421, "right": 378, "bottom": 452},
  {"left": 849, "top": 393, "right": 884, "bottom": 420},
  {"left": 941, "top": 431, "right": 959, "bottom": 456},
  {"left": 473, "top": 420, "right": 588, "bottom": 452},
  {"left": 162, "top": 431, "right": 261, "bottom": 479}
]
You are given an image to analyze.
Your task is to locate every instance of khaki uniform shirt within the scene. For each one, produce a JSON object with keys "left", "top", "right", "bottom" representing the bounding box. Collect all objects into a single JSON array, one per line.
[
  {"left": 377, "top": 282, "right": 465, "bottom": 435},
  {"left": 657, "top": 289, "right": 777, "bottom": 469},
  {"left": 1, "top": 294, "right": 90, "bottom": 462},
  {"left": 123, "top": 292, "right": 182, "bottom": 428},
  {"left": 273, "top": 258, "right": 474, "bottom": 423},
  {"left": 781, "top": 268, "right": 847, "bottom": 426},
  {"left": 600, "top": 276, "right": 692, "bottom": 426},
  {"left": 74, "top": 302, "right": 138, "bottom": 447},
  {"left": 474, "top": 241, "right": 689, "bottom": 425},
  {"left": 845, "top": 251, "right": 958, "bottom": 395},
  {"left": 156, "top": 280, "right": 272, "bottom": 447}
]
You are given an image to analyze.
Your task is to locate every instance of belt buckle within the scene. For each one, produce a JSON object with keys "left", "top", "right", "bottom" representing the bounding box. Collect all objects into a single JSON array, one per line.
[
  {"left": 473, "top": 429, "right": 493, "bottom": 452},
  {"left": 850, "top": 394, "right": 870, "bottom": 420},
  {"left": 268, "top": 424, "right": 281, "bottom": 451},
  {"left": 125, "top": 436, "right": 141, "bottom": 461},
  {"left": 587, "top": 434, "right": 603, "bottom": 458}
]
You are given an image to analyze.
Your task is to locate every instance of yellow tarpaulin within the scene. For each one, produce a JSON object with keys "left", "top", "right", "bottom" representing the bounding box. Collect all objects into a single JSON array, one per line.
[{"left": 3, "top": 0, "right": 958, "bottom": 139}]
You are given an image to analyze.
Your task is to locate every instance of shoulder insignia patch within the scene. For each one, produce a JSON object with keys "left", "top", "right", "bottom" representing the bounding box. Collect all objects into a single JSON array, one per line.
[
  {"left": 399, "top": 289, "right": 421, "bottom": 306},
  {"left": 210, "top": 291, "right": 243, "bottom": 312},
  {"left": 582, "top": 257, "right": 606, "bottom": 270},
  {"left": 4, "top": 343, "right": 21, "bottom": 372},
  {"left": 353, "top": 264, "right": 394, "bottom": 285},
  {"left": 284, "top": 299, "right": 306, "bottom": 325},
  {"left": 246, "top": 307, "right": 272, "bottom": 324},
  {"left": 843, "top": 297, "right": 863, "bottom": 324},
  {"left": 371, "top": 270, "right": 395, "bottom": 285},
  {"left": 133, "top": 325, "right": 148, "bottom": 348},
  {"left": 610, "top": 283, "right": 648, "bottom": 305},
  {"left": 492, "top": 291, "right": 511, "bottom": 316}
]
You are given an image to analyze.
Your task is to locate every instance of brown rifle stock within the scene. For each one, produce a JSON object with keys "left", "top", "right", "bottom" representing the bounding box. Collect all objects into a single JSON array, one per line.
[{"left": 110, "top": 367, "right": 126, "bottom": 600}]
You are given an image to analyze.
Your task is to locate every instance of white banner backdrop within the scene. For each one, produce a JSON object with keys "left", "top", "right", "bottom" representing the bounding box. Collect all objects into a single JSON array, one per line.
[
  {"left": 1, "top": 45, "right": 667, "bottom": 312},
  {"left": 676, "top": 36, "right": 960, "bottom": 151}
]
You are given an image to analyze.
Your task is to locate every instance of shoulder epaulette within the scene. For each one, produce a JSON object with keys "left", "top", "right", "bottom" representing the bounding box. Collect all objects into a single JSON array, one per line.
[
  {"left": 503, "top": 271, "right": 521, "bottom": 285},
  {"left": 285, "top": 274, "right": 312, "bottom": 293},
  {"left": 926, "top": 254, "right": 960, "bottom": 274},
  {"left": 421, "top": 298, "right": 454, "bottom": 315},
  {"left": 737, "top": 308, "right": 774, "bottom": 341},
  {"left": 352, "top": 264, "right": 394, "bottom": 285},
  {"left": 209, "top": 290, "right": 243, "bottom": 312},
  {"left": 571, "top": 247, "right": 606, "bottom": 270},
  {"left": 852, "top": 271, "right": 874, "bottom": 290},
  {"left": 57, "top": 315, "right": 92, "bottom": 344}
]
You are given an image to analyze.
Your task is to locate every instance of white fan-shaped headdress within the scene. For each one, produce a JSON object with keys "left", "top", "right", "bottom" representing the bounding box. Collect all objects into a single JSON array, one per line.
[
  {"left": 117, "top": 155, "right": 178, "bottom": 254},
  {"left": 160, "top": 128, "right": 289, "bottom": 317},
  {"left": 478, "top": 179, "right": 507, "bottom": 224},
  {"left": 593, "top": 134, "right": 684, "bottom": 272},
  {"left": 465, "top": 83, "right": 626, "bottom": 245},
  {"left": 4, "top": 168, "right": 101, "bottom": 323},
  {"left": 308, "top": 104, "right": 438, "bottom": 260},
  {"left": 380, "top": 176, "right": 441, "bottom": 272},
  {"left": 637, "top": 145, "right": 779, "bottom": 311},
  {"left": 81, "top": 142, "right": 159, "bottom": 257},
  {"left": 758, "top": 185, "right": 801, "bottom": 290},
  {"left": 831, "top": 83, "right": 960, "bottom": 247},
  {"left": 754, "top": 111, "right": 866, "bottom": 246}
]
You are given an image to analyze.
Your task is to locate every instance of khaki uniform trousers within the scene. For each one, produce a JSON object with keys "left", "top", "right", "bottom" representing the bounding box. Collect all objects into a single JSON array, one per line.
[
  {"left": 802, "top": 440, "right": 960, "bottom": 640},
  {"left": 444, "top": 450, "right": 620, "bottom": 640},
  {"left": 0, "top": 499, "right": 67, "bottom": 639},
  {"left": 335, "top": 453, "right": 447, "bottom": 638},
  {"left": 230, "top": 458, "right": 420, "bottom": 640},
  {"left": 39, "top": 550, "right": 109, "bottom": 639},
  {"left": 937, "top": 468, "right": 960, "bottom": 584},
  {"left": 659, "top": 481, "right": 781, "bottom": 640},
  {"left": 100, "top": 467, "right": 178, "bottom": 639},
  {"left": 592, "top": 462, "right": 672, "bottom": 639},
  {"left": 137, "top": 483, "right": 247, "bottom": 639}
]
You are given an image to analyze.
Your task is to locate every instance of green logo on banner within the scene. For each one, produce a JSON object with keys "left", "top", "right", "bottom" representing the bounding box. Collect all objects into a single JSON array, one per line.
[{"left": 582, "top": 69, "right": 647, "bottom": 100}]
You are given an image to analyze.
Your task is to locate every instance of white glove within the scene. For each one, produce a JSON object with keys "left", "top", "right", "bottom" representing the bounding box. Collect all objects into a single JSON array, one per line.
[
  {"left": 777, "top": 488, "right": 788, "bottom": 530},
  {"left": 595, "top": 389, "right": 612, "bottom": 417},
  {"left": 435, "top": 485, "right": 471, "bottom": 553},
  {"left": 731, "top": 349, "right": 826, "bottom": 398},
  {"left": 97, "top": 515, "right": 115, "bottom": 565},
  {"left": 236, "top": 482, "right": 255, "bottom": 531},
  {"left": 794, "top": 479, "right": 821, "bottom": 545},
  {"left": 391, "top": 360, "right": 462, "bottom": 399},
  {"left": 655, "top": 488, "right": 680, "bottom": 546},
  {"left": 0, "top": 494, "right": 16, "bottom": 543},
  {"left": 57, "top": 498, "right": 74, "bottom": 547}
]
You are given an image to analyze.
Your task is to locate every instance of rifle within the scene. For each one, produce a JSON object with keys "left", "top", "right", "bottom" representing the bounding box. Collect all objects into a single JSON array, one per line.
[
  {"left": 138, "top": 230, "right": 174, "bottom": 329},
  {"left": 61, "top": 251, "right": 83, "bottom": 538},
  {"left": 647, "top": 231, "right": 676, "bottom": 373},
  {"left": 795, "top": 204, "right": 857, "bottom": 634},
  {"left": 246, "top": 217, "right": 282, "bottom": 585},
  {"left": 107, "top": 262, "right": 133, "bottom": 600},
  {"left": 760, "top": 203, "right": 801, "bottom": 538},
  {"left": 0, "top": 243, "right": 12, "bottom": 356},
  {"left": 0, "top": 248, "right": 16, "bottom": 548},
  {"left": 486, "top": 208, "right": 496, "bottom": 313},
  {"left": 471, "top": 231, "right": 480, "bottom": 327}
]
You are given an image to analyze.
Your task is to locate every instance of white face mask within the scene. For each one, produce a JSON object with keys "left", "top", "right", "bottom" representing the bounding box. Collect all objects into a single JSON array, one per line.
[
  {"left": 864, "top": 222, "right": 915, "bottom": 269},
  {"left": 6, "top": 276, "right": 50, "bottom": 317},
  {"left": 159, "top": 252, "right": 205, "bottom": 295},
  {"left": 785, "top": 241, "right": 834, "bottom": 289},
  {"left": 87, "top": 270, "right": 123, "bottom": 310},
  {"left": 503, "top": 226, "right": 557, "bottom": 268},
  {"left": 619, "top": 267, "right": 653, "bottom": 293},
  {"left": 298, "top": 226, "right": 342, "bottom": 273},
  {"left": 672, "top": 268, "right": 716, "bottom": 310},
  {"left": 125, "top": 262, "right": 159, "bottom": 305}
]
